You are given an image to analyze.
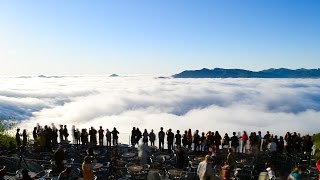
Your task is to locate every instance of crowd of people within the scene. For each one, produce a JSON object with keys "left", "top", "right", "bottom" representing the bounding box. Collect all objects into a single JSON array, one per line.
[
  {"left": 10, "top": 123, "right": 318, "bottom": 179},
  {"left": 14, "top": 124, "right": 316, "bottom": 158}
]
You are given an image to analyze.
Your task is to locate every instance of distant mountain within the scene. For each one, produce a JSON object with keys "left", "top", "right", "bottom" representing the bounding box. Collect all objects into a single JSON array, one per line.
[
  {"left": 110, "top": 74, "right": 119, "bottom": 77},
  {"left": 173, "top": 68, "right": 320, "bottom": 78}
]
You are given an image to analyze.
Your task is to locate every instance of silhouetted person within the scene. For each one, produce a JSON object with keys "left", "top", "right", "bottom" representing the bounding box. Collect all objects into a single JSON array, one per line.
[
  {"left": 98, "top": 126, "right": 104, "bottom": 146},
  {"left": 142, "top": 129, "right": 148, "bottom": 144},
  {"left": 21, "top": 169, "right": 33, "bottom": 180},
  {"left": 136, "top": 128, "right": 142, "bottom": 145},
  {"left": 54, "top": 147, "right": 65, "bottom": 173},
  {"left": 230, "top": 132, "right": 239, "bottom": 153},
  {"left": 158, "top": 127, "right": 165, "bottom": 150},
  {"left": 131, "top": 127, "right": 137, "bottom": 146},
  {"left": 175, "top": 130, "right": 181, "bottom": 148},
  {"left": 22, "top": 129, "right": 28, "bottom": 146},
  {"left": 16, "top": 128, "right": 21, "bottom": 147},
  {"left": 32, "top": 127, "right": 37, "bottom": 141},
  {"left": 166, "top": 129, "right": 174, "bottom": 152},
  {"left": 106, "top": 129, "right": 111, "bottom": 148},
  {"left": 63, "top": 125, "right": 69, "bottom": 142},
  {"left": 59, "top": 125, "right": 64, "bottom": 142},
  {"left": 111, "top": 127, "right": 119, "bottom": 145},
  {"left": 149, "top": 129, "right": 155, "bottom": 146},
  {"left": 193, "top": 130, "right": 200, "bottom": 153}
]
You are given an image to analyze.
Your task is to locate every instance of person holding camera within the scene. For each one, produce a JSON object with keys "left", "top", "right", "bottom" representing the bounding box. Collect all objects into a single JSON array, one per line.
[{"left": 82, "top": 156, "right": 97, "bottom": 180}]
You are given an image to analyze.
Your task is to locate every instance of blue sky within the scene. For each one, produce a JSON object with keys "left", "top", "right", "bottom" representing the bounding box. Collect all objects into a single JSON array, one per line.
[{"left": 1, "top": 0, "right": 319, "bottom": 75}]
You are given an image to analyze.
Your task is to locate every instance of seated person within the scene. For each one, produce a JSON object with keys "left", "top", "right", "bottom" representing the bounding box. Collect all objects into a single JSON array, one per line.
[
  {"left": 82, "top": 156, "right": 97, "bottom": 180},
  {"left": 21, "top": 169, "right": 34, "bottom": 180},
  {"left": 54, "top": 147, "right": 65, "bottom": 173}
]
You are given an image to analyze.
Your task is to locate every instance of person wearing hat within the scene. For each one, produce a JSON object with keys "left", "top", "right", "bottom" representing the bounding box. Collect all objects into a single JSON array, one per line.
[{"left": 197, "top": 155, "right": 214, "bottom": 180}]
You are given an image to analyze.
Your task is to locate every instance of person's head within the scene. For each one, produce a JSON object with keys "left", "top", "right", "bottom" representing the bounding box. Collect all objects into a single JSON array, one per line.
[
  {"left": 151, "top": 129, "right": 153, "bottom": 132},
  {"left": 177, "top": 130, "right": 180, "bottom": 134},
  {"left": 34, "top": 127, "right": 37, "bottom": 130},
  {"left": 205, "top": 155, "right": 212, "bottom": 163},
  {"left": 133, "top": 127, "right": 135, "bottom": 130},
  {"left": 160, "top": 127, "right": 163, "bottom": 131},
  {"left": 100, "top": 126, "right": 102, "bottom": 129},
  {"left": 113, "top": 127, "right": 116, "bottom": 130},
  {"left": 233, "top": 132, "right": 236, "bottom": 136},
  {"left": 17, "top": 128, "right": 20, "bottom": 132},
  {"left": 84, "top": 156, "right": 93, "bottom": 164}
]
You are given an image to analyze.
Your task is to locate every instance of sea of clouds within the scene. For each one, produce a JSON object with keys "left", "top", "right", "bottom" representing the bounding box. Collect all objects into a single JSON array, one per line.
[{"left": 0, "top": 75, "right": 320, "bottom": 143}]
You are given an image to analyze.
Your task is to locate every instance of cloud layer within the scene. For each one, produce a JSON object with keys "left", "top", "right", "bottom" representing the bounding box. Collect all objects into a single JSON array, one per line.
[{"left": 1, "top": 76, "right": 320, "bottom": 143}]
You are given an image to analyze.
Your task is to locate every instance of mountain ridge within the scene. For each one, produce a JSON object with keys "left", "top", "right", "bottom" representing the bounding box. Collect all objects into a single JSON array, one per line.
[{"left": 172, "top": 68, "right": 320, "bottom": 78}]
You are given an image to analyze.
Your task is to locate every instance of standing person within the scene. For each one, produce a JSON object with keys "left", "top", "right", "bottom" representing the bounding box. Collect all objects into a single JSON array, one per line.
[
  {"left": 158, "top": 127, "right": 165, "bottom": 150},
  {"left": 200, "top": 132, "right": 206, "bottom": 152},
  {"left": 187, "top": 129, "right": 193, "bottom": 150},
  {"left": 71, "top": 125, "right": 76, "bottom": 144},
  {"left": 193, "top": 130, "right": 200, "bottom": 153},
  {"left": 230, "top": 132, "right": 239, "bottom": 153},
  {"left": 16, "top": 128, "right": 21, "bottom": 147},
  {"left": 136, "top": 128, "right": 142, "bottom": 145},
  {"left": 241, "top": 131, "right": 248, "bottom": 153},
  {"left": 32, "top": 127, "right": 38, "bottom": 141},
  {"left": 175, "top": 130, "right": 182, "bottom": 148},
  {"left": 149, "top": 129, "right": 156, "bottom": 146},
  {"left": 22, "top": 129, "right": 28, "bottom": 147},
  {"left": 214, "top": 131, "right": 222, "bottom": 152},
  {"left": 51, "top": 124, "right": 58, "bottom": 146},
  {"left": 75, "top": 128, "right": 80, "bottom": 147},
  {"left": 111, "top": 127, "right": 119, "bottom": 146},
  {"left": 98, "top": 126, "right": 104, "bottom": 146},
  {"left": 131, "top": 127, "right": 137, "bottom": 147},
  {"left": 258, "top": 131, "right": 262, "bottom": 151},
  {"left": 59, "top": 125, "right": 64, "bottom": 143},
  {"left": 142, "top": 129, "right": 148, "bottom": 144},
  {"left": 222, "top": 133, "right": 230, "bottom": 152},
  {"left": 106, "top": 129, "right": 112, "bottom": 148},
  {"left": 63, "top": 125, "right": 69, "bottom": 142},
  {"left": 197, "top": 155, "right": 214, "bottom": 180},
  {"left": 166, "top": 129, "right": 174, "bottom": 153},
  {"left": 89, "top": 127, "right": 97, "bottom": 145},
  {"left": 182, "top": 130, "right": 188, "bottom": 148}
]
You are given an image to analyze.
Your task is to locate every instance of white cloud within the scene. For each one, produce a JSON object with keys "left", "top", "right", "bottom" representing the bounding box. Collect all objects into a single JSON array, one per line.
[{"left": 1, "top": 76, "right": 320, "bottom": 143}]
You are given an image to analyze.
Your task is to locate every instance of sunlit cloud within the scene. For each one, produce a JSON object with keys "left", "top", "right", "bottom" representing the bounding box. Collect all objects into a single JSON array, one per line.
[{"left": 0, "top": 76, "right": 319, "bottom": 143}]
